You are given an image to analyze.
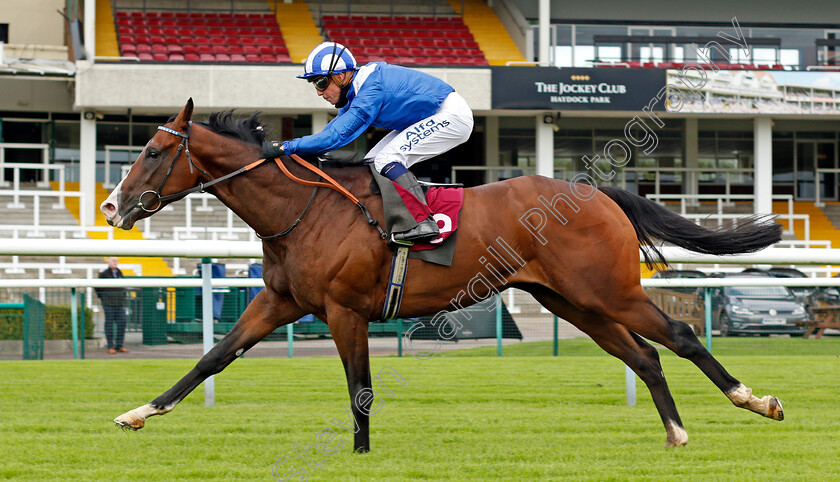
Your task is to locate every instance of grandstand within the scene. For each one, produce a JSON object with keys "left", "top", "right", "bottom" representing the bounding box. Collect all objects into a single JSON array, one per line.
[{"left": 4, "top": 0, "right": 840, "bottom": 350}]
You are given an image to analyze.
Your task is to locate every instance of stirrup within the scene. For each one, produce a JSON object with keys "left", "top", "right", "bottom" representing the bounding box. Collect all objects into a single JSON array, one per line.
[{"left": 389, "top": 235, "right": 414, "bottom": 247}]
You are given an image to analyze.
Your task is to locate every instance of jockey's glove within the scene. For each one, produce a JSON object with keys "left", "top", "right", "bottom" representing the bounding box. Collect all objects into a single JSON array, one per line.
[{"left": 261, "top": 140, "right": 285, "bottom": 159}]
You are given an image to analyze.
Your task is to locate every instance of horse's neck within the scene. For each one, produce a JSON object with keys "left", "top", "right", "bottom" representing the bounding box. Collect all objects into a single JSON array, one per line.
[{"left": 204, "top": 153, "right": 361, "bottom": 240}]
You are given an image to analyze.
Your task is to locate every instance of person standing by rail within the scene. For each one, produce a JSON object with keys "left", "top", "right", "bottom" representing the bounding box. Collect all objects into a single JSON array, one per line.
[{"left": 96, "top": 256, "right": 128, "bottom": 354}]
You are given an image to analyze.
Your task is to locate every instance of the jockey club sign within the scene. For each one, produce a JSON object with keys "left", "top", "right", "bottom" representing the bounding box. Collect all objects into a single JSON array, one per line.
[{"left": 490, "top": 67, "right": 667, "bottom": 111}]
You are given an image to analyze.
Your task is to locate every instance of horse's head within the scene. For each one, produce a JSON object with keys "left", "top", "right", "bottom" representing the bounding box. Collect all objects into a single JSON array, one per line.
[{"left": 101, "top": 98, "right": 205, "bottom": 229}]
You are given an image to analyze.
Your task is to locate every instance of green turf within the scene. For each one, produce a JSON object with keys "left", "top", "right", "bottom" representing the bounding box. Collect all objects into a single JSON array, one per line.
[
  {"left": 1, "top": 354, "right": 838, "bottom": 480},
  {"left": 443, "top": 336, "right": 840, "bottom": 357}
]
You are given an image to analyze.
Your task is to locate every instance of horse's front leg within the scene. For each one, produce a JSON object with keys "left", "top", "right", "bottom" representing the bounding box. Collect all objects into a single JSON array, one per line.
[
  {"left": 325, "top": 305, "right": 372, "bottom": 453},
  {"left": 114, "top": 288, "right": 304, "bottom": 430}
]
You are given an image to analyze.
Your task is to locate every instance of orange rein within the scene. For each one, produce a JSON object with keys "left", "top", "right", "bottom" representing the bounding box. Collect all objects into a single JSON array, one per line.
[
  {"left": 258, "top": 154, "right": 387, "bottom": 239},
  {"left": 257, "top": 153, "right": 361, "bottom": 205}
]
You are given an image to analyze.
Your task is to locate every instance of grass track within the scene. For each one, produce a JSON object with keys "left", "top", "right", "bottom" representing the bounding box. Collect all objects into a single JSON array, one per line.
[{"left": 1, "top": 352, "right": 839, "bottom": 480}]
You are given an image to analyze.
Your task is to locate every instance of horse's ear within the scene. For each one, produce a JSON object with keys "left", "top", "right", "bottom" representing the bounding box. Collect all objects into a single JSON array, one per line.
[{"left": 173, "top": 98, "right": 194, "bottom": 130}]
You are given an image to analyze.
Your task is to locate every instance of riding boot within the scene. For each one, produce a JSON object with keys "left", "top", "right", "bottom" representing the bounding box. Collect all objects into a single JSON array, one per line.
[{"left": 390, "top": 171, "right": 440, "bottom": 244}]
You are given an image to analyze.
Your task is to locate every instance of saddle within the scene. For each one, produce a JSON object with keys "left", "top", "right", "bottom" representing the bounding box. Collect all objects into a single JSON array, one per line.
[{"left": 306, "top": 152, "right": 463, "bottom": 267}]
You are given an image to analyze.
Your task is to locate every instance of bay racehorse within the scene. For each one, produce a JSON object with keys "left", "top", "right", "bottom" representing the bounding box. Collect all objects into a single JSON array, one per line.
[{"left": 102, "top": 99, "right": 784, "bottom": 451}]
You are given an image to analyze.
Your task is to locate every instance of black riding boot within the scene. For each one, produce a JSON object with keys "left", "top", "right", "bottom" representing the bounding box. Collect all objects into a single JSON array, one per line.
[{"left": 391, "top": 171, "right": 440, "bottom": 244}]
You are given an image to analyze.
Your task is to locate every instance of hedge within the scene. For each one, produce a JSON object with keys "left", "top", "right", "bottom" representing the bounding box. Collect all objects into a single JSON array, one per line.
[{"left": 0, "top": 305, "right": 95, "bottom": 340}]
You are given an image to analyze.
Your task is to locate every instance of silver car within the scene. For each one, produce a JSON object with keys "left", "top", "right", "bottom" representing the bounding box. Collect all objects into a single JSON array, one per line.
[{"left": 711, "top": 284, "right": 809, "bottom": 336}]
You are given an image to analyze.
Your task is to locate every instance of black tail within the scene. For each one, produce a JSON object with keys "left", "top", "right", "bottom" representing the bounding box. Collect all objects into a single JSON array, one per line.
[{"left": 598, "top": 186, "right": 782, "bottom": 269}]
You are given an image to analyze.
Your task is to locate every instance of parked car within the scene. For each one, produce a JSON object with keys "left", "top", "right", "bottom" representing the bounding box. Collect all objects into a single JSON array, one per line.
[
  {"left": 707, "top": 275, "right": 809, "bottom": 336},
  {"left": 742, "top": 267, "right": 840, "bottom": 308}
]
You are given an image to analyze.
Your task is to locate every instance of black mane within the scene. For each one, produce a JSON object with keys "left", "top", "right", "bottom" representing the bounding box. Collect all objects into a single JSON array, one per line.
[{"left": 167, "top": 111, "right": 268, "bottom": 146}]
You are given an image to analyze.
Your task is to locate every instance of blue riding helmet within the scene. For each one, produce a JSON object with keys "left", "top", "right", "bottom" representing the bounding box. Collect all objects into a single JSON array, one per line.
[{"left": 298, "top": 42, "right": 357, "bottom": 79}]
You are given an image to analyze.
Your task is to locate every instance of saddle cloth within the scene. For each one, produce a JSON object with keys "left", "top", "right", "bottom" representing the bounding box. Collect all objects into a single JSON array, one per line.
[
  {"left": 391, "top": 182, "right": 463, "bottom": 252},
  {"left": 368, "top": 165, "right": 463, "bottom": 267}
]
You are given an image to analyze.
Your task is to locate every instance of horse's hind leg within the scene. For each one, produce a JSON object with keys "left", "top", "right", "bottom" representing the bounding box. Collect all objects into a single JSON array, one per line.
[
  {"left": 637, "top": 305, "right": 784, "bottom": 421},
  {"left": 528, "top": 287, "right": 688, "bottom": 446},
  {"left": 583, "top": 286, "right": 784, "bottom": 422}
]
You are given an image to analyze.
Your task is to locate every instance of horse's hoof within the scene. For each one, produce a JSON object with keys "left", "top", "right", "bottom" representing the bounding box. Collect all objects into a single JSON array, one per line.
[
  {"left": 665, "top": 422, "right": 688, "bottom": 447},
  {"left": 114, "top": 411, "right": 145, "bottom": 430},
  {"left": 768, "top": 397, "right": 784, "bottom": 421}
]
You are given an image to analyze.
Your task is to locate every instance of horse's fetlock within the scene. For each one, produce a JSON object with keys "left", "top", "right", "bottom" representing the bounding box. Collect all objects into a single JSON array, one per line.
[{"left": 726, "top": 384, "right": 752, "bottom": 406}]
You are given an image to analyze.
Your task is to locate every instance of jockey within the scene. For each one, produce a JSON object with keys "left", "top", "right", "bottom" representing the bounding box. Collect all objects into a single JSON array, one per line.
[{"left": 262, "top": 41, "right": 474, "bottom": 244}]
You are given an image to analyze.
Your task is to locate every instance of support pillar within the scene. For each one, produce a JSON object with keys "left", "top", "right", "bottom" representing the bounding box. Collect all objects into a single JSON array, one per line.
[
  {"left": 79, "top": 114, "right": 97, "bottom": 227},
  {"left": 83, "top": 0, "right": 96, "bottom": 60},
  {"left": 683, "top": 118, "right": 699, "bottom": 205},
  {"left": 754, "top": 117, "right": 773, "bottom": 214},
  {"left": 536, "top": 114, "right": 554, "bottom": 178},
  {"left": 485, "top": 116, "right": 500, "bottom": 183},
  {"left": 538, "top": 0, "right": 550, "bottom": 64}
]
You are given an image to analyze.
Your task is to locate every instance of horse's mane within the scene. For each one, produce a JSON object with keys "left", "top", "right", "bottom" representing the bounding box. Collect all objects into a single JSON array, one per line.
[{"left": 168, "top": 111, "right": 268, "bottom": 146}]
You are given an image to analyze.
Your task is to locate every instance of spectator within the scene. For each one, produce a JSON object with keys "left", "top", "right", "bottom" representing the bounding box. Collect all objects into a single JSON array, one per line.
[{"left": 96, "top": 257, "right": 128, "bottom": 354}]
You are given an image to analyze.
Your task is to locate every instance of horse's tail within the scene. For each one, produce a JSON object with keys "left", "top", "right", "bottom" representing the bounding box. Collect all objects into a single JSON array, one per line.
[{"left": 598, "top": 186, "right": 781, "bottom": 269}]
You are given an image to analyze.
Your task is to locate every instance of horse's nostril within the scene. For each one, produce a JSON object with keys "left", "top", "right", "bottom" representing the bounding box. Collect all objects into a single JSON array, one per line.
[{"left": 102, "top": 202, "right": 116, "bottom": 215}]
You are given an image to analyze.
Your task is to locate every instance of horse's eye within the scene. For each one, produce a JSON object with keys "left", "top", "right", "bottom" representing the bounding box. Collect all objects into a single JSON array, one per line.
[{"left": 147, "top": 149, "right": 160, "bottom": 160}]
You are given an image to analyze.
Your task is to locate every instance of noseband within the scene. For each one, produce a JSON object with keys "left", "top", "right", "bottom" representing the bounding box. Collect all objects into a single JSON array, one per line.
[{"left": 136, "top": 123, "right": 212, "bottom": 213}]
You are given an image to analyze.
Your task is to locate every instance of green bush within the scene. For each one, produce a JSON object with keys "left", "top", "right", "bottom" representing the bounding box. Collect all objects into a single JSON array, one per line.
[{"left": 0, "top": 305, "right": 94, "bottom": 340}]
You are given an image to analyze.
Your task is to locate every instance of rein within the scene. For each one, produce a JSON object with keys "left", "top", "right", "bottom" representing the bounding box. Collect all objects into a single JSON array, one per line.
[{"left": 141, "top": 124, "right": 386, "bottom": 240}]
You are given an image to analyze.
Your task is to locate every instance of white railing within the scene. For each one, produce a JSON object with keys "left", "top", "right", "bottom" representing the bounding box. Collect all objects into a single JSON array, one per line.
[
  {"left": 619, "top": 167, "right": 754, "bottom": 199},
  {"left": 0, "top": 224, "right": 114, "bottom": 240},
  {"left": 0, "top": 143, "right": 50, "bottom": 188},
  {"left": 449, "top": 165, "right": 755, "bottom": 200},
  {"left": 2, "top": 261, "right": 142, "bottom": 277},
  {"left": 0, "top": 162, "right": 66, "bottom": 206},
  {"left": 646, "top": 193, "right": 809, "bottom": 240},
  {"left": 1, "top": 190, "right": 87, "bottom": 228},
  {"left": 104, "top": 145, "right": 144, "bottom": 188}
]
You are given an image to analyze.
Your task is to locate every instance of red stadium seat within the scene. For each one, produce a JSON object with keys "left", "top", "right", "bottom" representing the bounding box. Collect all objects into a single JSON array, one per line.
[
  {"left": 153, "top": 53, "right": 168, "bottom": 61},
  {"left": 135, "top": 43, "right": 152, "bottom": 53},
  {"left": 199, "top": 53, "right": 215, "bottom": 62},
  {"left": 260, "top": 54, "right": 277, "bottom": 62},
  {"left": 276, "top": 54, "right": 292, "bottom": 63},
  {"left": 138, "top": 52, "right": 154, "bottom": 61},
  {"left": 167, "top": 44, "right": 183, "bottom": 54},
  {"left": 119, "top": 35, "right": 134, "bottom": 44},
  {"left": 169, "top": 53, "right": 185, "bottom": 61},
  {"left": 245, "top": 53, "right": 260, "bottom": 62},
  {"left": 215, "top": 53, "right": 231, "bottom": 62},
  {"left": 120, "top": 44, "right": 137, "bottom": 55},
  {"left": 230, "top": 53, "right": 247, "bottom": 62},
  {"left": 185, "top": 53, "right": 200, "bottom": 62},
  {"left": 182, "top": 45, "right": 198, "bottom": 54},
  {"left": 151, "top": 44, "right": 167, "bottom": 54}
]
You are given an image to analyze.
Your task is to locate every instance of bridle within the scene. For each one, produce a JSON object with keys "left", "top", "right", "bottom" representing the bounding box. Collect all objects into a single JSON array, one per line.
[
  {"left": 136, "top": 123, "right": 212, "bottom": 213},
  {"left": 134, "top": 122, "right": 385, "bottom": 240}
]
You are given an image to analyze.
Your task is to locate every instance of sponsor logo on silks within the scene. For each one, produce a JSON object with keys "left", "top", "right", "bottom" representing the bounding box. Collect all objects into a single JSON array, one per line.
[{"left": 399, "top": 118, "right": 451, "bottom": 152}]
